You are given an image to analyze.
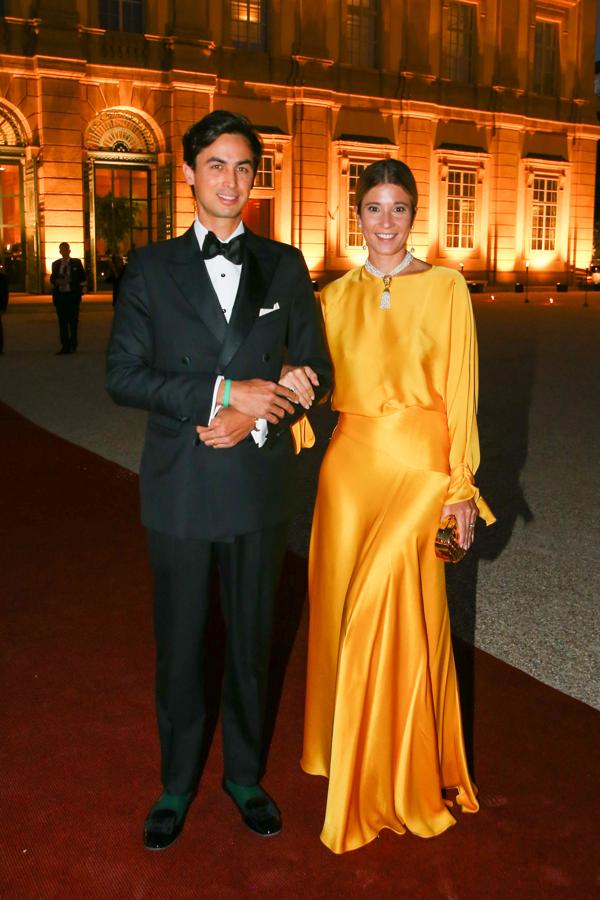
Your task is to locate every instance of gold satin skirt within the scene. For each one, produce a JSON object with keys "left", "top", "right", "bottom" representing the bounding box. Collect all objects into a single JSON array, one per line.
[{"left": 301, "top": 411, "right": 479, "bottom": 854}]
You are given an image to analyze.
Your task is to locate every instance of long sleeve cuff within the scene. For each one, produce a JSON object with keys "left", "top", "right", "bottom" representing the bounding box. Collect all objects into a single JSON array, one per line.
[
  {"left": 208, "top": 376, "right": 224, "bottom": 425},
  {"left": 444, "top": 464, "right": 496, "bottom": 525}
]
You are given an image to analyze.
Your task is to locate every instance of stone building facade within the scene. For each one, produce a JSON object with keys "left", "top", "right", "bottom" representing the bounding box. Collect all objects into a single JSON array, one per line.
[{"left": 0, "top": 0, "right": 598, "bottom": 291}]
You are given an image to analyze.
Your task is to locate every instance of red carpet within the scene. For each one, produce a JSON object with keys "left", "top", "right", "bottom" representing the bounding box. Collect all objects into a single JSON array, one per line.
[{"left": 1, "top": 401, "right": 599, "bottom": 899}]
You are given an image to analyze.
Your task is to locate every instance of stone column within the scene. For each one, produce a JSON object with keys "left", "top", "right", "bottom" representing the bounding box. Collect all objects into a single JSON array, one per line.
[{"left": 292, "top": 99, "right": 329, "bottom": 278}]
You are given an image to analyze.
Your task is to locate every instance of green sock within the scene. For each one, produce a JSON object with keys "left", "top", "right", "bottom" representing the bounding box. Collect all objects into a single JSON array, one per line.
[
  {"left": 151, "top": 791, "right": 194, "bottom": 823},
  {"left": 224, "top": 779, "right": 266, "bottom": 806}
]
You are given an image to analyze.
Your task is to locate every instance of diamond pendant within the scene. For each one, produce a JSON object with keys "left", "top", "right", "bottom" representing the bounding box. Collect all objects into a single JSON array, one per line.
[
  {"left": 379, "top": 289, "right": 391, "bottom": 310},
  {"left": 379, "top": 275, "right": 392, "bottom": 310}
]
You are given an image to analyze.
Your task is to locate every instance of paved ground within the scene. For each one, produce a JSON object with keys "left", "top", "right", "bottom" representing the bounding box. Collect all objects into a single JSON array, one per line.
[{"left": 1, "top": 289, "right": 599, "bottom": 709}]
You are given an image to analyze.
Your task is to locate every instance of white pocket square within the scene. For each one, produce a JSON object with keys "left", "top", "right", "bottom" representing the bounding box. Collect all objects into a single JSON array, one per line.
[{"left": 259, "top": 302, "right": 280, "bottom": 316}]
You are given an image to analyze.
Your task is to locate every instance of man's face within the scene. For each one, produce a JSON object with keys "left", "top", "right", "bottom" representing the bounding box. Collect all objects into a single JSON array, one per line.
[
  {"left": 182, "top": 132, "right": 255, "bottom": 238},
  {"left": 59, "top": 244, "right": 71, "bottom": 259}
]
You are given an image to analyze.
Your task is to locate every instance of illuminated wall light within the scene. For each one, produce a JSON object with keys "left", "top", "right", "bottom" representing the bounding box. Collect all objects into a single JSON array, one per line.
[{"left": 527, "top": 255, "right": 559, "bottom": 271}]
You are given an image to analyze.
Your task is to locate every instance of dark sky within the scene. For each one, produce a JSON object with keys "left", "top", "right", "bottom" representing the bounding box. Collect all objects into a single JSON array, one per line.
[{"left": 597, "top": 0, "right": 600, "bottom": 61}]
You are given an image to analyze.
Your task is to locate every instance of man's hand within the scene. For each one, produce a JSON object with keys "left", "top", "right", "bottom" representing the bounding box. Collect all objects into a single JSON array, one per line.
[
  {"left": 279, "top": 364, "right": 319, "bottom": 410},
  {"left": 196, "top": 408, "right": 256, "bottom": 449},
  {"left": 223, "top": 379, "right": 298, "bottom": 424}
]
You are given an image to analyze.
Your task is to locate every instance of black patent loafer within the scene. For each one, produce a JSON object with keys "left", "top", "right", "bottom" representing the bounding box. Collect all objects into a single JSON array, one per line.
[
  {"left": 143, "top": 807, "right": 187, "bottom": 851},
  {"left": 222, "top": 780, "right": 282, "bottom": 837}
]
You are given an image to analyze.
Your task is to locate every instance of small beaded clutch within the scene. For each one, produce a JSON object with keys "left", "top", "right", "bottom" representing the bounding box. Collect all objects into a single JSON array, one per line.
[{"left": 434, "top": 515, "right": 466, "bottom": 564}]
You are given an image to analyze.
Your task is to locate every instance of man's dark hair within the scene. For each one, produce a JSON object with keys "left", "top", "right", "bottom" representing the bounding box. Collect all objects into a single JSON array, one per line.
[
  {"left": 355, "top": 159, "right": 418, "bottom": 222},
  {"left": 182, "top": 110, "right": 263, "bottom": 173}
]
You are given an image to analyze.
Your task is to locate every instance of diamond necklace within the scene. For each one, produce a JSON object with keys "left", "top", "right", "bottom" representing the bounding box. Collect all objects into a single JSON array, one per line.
[{"left": 364, "top": 252, "right": 414, "bottom": 310}]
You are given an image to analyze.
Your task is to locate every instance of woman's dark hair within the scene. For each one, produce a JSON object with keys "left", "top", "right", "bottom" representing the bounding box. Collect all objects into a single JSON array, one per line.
[
  {"left": 355, "top": 159, "right": 418, "bottom": 218},
  {"left": 182, "top": 110, "right": 263, "bottom": 173}
]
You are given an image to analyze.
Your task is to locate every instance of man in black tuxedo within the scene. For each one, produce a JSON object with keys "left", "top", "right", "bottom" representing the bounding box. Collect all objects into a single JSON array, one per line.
[
  {"left": 50, "top": 242, "right": 86, "bottom": 354},
  {"left": 106, "top": 110, "right": 331, "bottom": 850}
]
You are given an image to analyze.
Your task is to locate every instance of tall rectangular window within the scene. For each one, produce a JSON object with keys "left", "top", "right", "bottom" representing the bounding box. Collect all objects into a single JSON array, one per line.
[
  {"left": 446, "top": 167, "right": 476, "bottom": 249},
  {"left": 99, "top": 0, "right": 143, "bottom": 33},
  {"left": 347, "top": 160, "right": 370, "bottom": 246},
  {"left": 443, "top": 2, "right": 476, "bottom": 82},
  {"left": 253, "top": 153, "right": 274, "bottom": 189},
  {"left": 533, "top": 20, "right": 558, "bottom": 95},
  {"left": 231, "top": 0, "right": 267, "bottom": 50},
  {"left": 531, "top": 176, "right": 558, "bottom": 251},
  {"left": 344, "top": 0, "right": 378, "bottom": 68}
]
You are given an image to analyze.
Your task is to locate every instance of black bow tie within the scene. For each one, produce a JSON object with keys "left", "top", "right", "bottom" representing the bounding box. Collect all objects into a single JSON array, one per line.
[{"left": 202, "top": 231, "right": 245, "bottom": 265}]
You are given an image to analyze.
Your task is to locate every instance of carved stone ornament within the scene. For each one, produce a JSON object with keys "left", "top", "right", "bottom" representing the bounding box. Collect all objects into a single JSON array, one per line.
[
  {"left": 85, "top": 110, "right": 158, "bottom": 154},
  {"left": 0, "top": 104, "right": 27, "bottom": 147}
]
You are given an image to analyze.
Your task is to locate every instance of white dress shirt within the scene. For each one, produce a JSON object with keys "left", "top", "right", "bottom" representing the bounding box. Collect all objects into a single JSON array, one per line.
[{"left": 193, "top": 218, "right": 268, "bottom": 447}]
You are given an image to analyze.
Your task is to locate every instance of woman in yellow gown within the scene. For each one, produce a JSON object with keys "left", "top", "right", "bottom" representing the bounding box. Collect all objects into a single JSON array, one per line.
[{"left": 291, "top": 159, "right": 494, "bottom": 854}]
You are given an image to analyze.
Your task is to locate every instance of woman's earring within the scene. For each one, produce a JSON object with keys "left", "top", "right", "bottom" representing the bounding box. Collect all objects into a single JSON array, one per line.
[{"left": 409, "top": 231, "right": 415, "bottom": 255}]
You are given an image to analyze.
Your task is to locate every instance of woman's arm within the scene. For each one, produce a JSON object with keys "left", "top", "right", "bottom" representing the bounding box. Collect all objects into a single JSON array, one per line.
[{"left": 443, "top": 276, "right": 495, "bottom": 541}]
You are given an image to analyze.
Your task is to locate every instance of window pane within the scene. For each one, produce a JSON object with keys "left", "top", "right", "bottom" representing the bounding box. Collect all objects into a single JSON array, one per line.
[
  {"left": 533, "top": 20, "right": 558, "bottom": 94},
  {"left": 344, "top": 0, "right": 378, "bottom": 67},
  {"left": 531, "top": 175, "right": 557, "bottom": 251},
  {"left": 445, "top": 167, "right": 476, "bottom": 249},
  {"left": 444, "top": 2, "right": 476, "bottom": 82},
  {"left": 131, "top": 169, "right": 148, "bottom": 198},
  {"left": 231, "top": 0, "right": 266, "bottom": 49},
  {"left": 347, "top": 160, "right": 369, "bottom": 246},
  {"left": 100, "top": 0, "right": 143, "bottom": 33},
  {"left": 95, "top": 166, "right": 151, "bottom": 259},
  {"left": 95, "top": 168, "right": 112, "bottom": 196},
  {"left": 122, "top": 0, "right": 143, "bottom": 32},
  {"left": 253, "top": 154, "right": 274, "bottom": 189},
  {"left": 113, "top": 169, "right": 130, "bottom": 197}
]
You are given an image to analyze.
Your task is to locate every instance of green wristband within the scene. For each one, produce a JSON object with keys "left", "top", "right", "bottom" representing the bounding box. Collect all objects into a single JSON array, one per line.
[{"left": 222, "top": 378, "right": 232, "bottom": 408}]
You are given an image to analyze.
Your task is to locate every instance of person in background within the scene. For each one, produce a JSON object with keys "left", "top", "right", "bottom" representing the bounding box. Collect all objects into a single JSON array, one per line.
[{"left": 50, "top": 242, "right": 86, "bottom": 354}]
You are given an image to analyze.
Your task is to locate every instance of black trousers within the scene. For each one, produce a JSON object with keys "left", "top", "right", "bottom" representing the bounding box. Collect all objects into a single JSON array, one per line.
[
  {"left": 148, "top": 524, "right": 287, "bottom": 795},
  {"left": 53, "top": 292, "right": 80, "bottom": 350}
]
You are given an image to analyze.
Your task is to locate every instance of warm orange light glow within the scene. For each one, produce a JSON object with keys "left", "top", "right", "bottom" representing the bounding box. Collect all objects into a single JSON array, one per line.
[
  {"left": 304, "top": 253, "right": 325, "bottom": 273},
  {"left": 527, "top": 254, "right": 560, "bottom": 271},
  {"left": 495, "top": 254, "right": 518, "bottom": 273}
]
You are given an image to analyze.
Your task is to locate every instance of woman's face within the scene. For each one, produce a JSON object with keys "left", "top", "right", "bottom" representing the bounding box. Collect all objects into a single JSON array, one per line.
[{"left": 356, "top": 182, "right": 415, "bottom": 266}]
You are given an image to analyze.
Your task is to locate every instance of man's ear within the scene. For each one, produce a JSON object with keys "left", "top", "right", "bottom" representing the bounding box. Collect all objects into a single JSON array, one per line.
[{"left": 182, "top": 162, "right": 195, "bottom": 186}]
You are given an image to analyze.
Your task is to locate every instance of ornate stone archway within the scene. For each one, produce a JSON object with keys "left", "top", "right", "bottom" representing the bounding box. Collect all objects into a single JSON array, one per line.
[{"left": 0, "top": 102, "right": 29, "bottom": 148}]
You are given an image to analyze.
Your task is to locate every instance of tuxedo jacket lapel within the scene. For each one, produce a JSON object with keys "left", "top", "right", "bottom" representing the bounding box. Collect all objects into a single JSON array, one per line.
[
  {"left": 217, "top": 231, "right": 277, "bottom": 371},
  {"left": 166, "top": 227, "right": 227, "bottom": 345}
]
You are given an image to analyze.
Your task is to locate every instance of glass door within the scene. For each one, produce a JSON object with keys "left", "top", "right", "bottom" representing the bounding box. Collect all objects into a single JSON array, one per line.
[
  {"left": 94, "top": 165, "right": 150, "bottom": 289},
  {"left": 0, "top": 161, "right": 25, "bottom": 291}
]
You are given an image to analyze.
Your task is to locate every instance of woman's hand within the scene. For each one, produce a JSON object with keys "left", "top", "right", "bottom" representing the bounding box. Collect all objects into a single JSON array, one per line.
[
  {"left": 441, "top": 498, "right": 479, "bottom": 551},
  {"left": 279, "top": 364, "right": 319, "bottom": 410}
]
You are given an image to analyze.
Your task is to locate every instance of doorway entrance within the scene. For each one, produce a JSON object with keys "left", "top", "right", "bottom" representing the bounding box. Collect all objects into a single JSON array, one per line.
[
  {"left": 0, "top": 160, "right": 25, "bottom": 291},
  {"left": 93, "top": 165, "right": 151, "bottom": 290}
]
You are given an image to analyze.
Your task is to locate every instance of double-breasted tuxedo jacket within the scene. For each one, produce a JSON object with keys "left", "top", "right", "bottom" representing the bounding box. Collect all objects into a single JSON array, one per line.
[{"left": 106, "top": 226, "right": 332, "bottom": 540}]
